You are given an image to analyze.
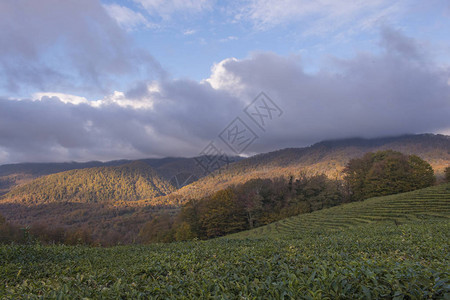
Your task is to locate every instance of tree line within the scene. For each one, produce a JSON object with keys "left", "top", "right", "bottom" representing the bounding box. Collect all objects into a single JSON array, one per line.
[
  {"left": 0, "top": 215, "right": 93, "bottom": 245},
  {"left": 138, "top": 174, "right": 347, "bottom": 242},
  {"left": 139, "top": 150, "right": 440, "bottom": 243}
]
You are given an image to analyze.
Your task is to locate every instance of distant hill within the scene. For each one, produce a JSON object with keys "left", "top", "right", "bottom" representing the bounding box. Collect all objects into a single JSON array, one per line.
[
  {"left": 1, "top": 134, "right": 448, "bottom": 204},
  {"left": 0, "top": 160, "right": 125, "bottom": 196},
  {"left": 0, "top": 156, "right": 242, "bottom": 196},
  {"left": 170, "top": 134, "right": 450, "bottom": 201},
  {"left": 1, "top": 161, "right": 175, "bottom": 205},
  {"left": 228, "top": 183, "right": 450, "bottom": 239}
]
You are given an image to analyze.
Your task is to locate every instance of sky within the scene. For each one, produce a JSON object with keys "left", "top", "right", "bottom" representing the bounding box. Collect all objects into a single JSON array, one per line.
[{"left": 0, "top": 0, "right": 450, "bottom": 164}]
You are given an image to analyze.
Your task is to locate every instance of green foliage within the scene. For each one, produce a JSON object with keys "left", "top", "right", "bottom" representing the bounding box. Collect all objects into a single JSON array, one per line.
[
  {"left": 3, "top": 161, "right": 175, "bottom": 204},
  {"left": 174, "top": 222, "right": 195, "bottom": 241},
  {"left": 0, "top": 220, "right": 448, "bottom": 298},
  {"left": 407, "top": 155, "right": 436, "bottom": 187},
  {"left": 0, "top": 184, "right": 448, "bottom": 298},
  {"left": 164, "top": 175, "right": 345, "bottom": 241},
  {"left": 445, "top": 166, "right": 450, "bottom": 182},
  {"left": 200, "top": 188, "right": 248, "bottom": 238},
  {"left": 344, "top": 150, "right": 435, "bottom": 200},
  {"left": 230, "top": 183, "right": 450, "bottom": 239}
]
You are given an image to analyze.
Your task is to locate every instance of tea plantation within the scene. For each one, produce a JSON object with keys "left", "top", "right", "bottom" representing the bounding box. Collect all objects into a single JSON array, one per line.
[
  {"left": 230, "top": 183, "right": 450, "bottom": 239},
  {"left": 1, "top": 184, "right": 449, "bottom": 299}
]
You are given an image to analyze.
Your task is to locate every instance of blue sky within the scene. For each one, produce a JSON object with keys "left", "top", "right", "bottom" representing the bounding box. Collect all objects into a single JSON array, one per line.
[
  {"left": 102, "top": 0, "right": 450, "bottom": 81},
  {"left": 0, "top": 0, "right": 449, "bottom": 163}
]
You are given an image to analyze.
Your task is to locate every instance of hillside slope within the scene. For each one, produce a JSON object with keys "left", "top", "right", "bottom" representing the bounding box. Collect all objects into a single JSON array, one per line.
[
  {"left": 0, "top": 156, "right": 242, "bottom": 196},
  {"left": 228, "top": 183, "right": 450, "bottom": 239},
  {"left": 0, "top": 161, "right": 126, "bottom": 196},
  {"left": 172, "top": 134, "right": 450, "bottom": 201},
  {"left": 1, "top": 161, "right": 175, "bottom": 205}
]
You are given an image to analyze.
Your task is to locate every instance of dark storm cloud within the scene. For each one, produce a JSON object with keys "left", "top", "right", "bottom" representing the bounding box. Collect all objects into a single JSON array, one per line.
[
  {"left": 0, "top": 0, "right": 163, "bottom": 95},
  {"left": 0, "top": 79, "right": 243, "bottom": 163},
  {"left": 0, "top": 28, "right": 449, "bottom": 163},
  {"left": 212, "top": 28, "right": 450, "bottom": 153}
]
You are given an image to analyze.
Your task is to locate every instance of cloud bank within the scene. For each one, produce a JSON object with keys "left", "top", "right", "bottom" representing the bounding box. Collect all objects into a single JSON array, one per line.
[
  {"left": 0, "top": 27, "right": 449, "bottom": 164},
  {"left": 0, "top": 0, "right": 162, "bottom": 96}
]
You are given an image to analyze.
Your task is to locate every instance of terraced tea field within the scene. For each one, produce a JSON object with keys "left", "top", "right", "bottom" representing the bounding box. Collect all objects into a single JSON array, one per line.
[
  {"left": 1, "top": 184, "right": 449, "bottom": 298},
  {"left": 230, "top": 183, "right": 450, "bottom": 239}
]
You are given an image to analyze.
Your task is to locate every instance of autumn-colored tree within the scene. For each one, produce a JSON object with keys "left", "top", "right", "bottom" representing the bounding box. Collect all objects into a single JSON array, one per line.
[
  {"left": 64, "top": 227, "right": 93, "bottom": 245},
  {"left": 29, "top": 223, "right": 65, "bottom": 244},
  {"left": 236, "top": 179, "right": 266, "bottom": 228},
  {"left": 0, "top": 214, "right": 23, "bottom": 243},
  {"left": 200, "top": 188, "right": 247, "bottom": 238},
  {"left": 4, "top": 161, "right": 175, "bottom": 205},
  {"left": 138, "top": 214, "right": 175, "bottom": 243},
  {"left": 174, "top": 174, "right": 344, "bottom": 241}
]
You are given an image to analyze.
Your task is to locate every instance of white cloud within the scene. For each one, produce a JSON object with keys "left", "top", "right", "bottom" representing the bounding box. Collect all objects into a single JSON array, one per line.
[
  {"left": 219, "top": 36, "right": 238, "bottom": 42},
  {"left": 32, "top": 92, "right": 89, "bottom": 105},
  {"left": 100, "top": 91, "right": 155, "bottom": 109},
  {"left": 0, "top": 0, "right": 162, "bottom": 95},
  {"left": 104, "top": 3, "right": 154, "bottom": 31},
  {"left": 183, "top": 29, "right": 197, "bottom": 35},
  {"left": 203, "top": 58, "right": 245, "bottom": 97},
  {"left": 134, "top": 0, "right": 213, "bottom": 19},
  {"left": 33, "top": 90, "right": 155, "bottom": 110},
  {"left": 438, "top": 128, "right": 450, "bottom": 136},
  {"left": 235, "top": 0, "right": 404, "bottom": 34}
]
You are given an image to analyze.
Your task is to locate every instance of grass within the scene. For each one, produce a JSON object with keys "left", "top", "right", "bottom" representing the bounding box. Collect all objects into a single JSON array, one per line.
[{"left": 0, "top": 184, "right": 449, "bottom": 299}]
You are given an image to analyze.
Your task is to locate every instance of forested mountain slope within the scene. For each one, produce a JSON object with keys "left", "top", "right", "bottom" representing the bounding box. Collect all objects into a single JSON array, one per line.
[
  {"left": 0, "top": 156, "right": 242, "bottom": 196},
  {"left": 1, "top": 161, "right": 175, "bottom": 205},
  {"left": 171, "top": 134, "right": 450, "bottom": 201},
  {"left": 0, "top": 160, "right": 125, "bottom": 196}
]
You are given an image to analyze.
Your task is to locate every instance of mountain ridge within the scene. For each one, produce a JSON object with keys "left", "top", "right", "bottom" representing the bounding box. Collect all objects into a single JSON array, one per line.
[
  {"left": 1, "top": 134, "right": 448, "bottom": 206},
  {"left": 167, "top": 134, "right": 450, "bottom": 202}
]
